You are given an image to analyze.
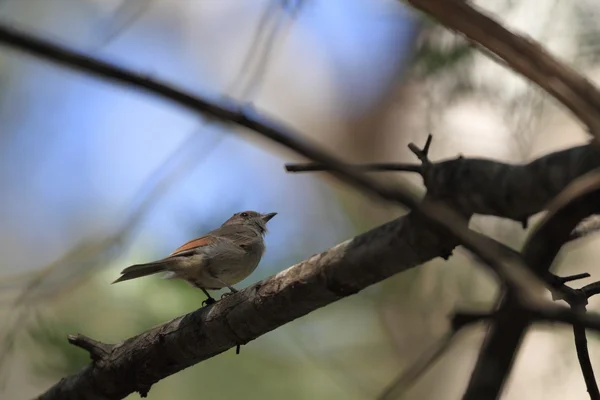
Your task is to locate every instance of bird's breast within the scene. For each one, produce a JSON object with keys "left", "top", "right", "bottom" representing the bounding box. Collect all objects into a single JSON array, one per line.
[{"left": 200, "top": 240, "right": 262, "bottom": 283}]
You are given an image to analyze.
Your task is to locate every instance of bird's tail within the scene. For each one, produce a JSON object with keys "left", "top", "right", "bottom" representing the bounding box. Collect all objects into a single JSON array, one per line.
[{"left": 112, "top": 261, "right": 173, "bottom": 284}]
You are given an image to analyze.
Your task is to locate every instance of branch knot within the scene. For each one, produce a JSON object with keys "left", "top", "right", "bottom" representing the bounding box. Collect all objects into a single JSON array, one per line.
[{"left": 68, "top": 334, "right": 114, "bottom": 364}]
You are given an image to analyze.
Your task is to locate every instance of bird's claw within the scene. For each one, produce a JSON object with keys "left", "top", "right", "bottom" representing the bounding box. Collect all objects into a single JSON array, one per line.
[
  {"left": 221, "top": 292, "right": 234, "bottom": 299},
  {"left": 202, "top": 297, "right": 216, "bottom": 307}
]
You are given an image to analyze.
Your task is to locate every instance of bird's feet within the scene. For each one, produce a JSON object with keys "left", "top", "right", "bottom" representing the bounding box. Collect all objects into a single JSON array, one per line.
[
  {"left": 227, "top": 286, "right": 238, "bottom": 293},
  {"left": 202, "top": 297, "right": 216, "bottom": 307},
  {"left": 220, "top": 286, "right": 238, "bottom": 299}
]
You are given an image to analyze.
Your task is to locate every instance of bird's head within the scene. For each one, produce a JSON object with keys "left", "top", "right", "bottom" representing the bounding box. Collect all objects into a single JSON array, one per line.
[{"left": 223, "top": 210, "right": 277, "bottom": 233}]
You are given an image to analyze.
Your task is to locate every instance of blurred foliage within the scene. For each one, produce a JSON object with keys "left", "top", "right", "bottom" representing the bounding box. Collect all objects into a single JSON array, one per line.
[
  {"left": 409, "top": 18, "right": 473, "bottom": 79},
  {"left": 573, "top": 9, "right": 600, "bottom": 64},
  {"left": 412, "top": 41, "right": 473, "bottom": 78},
  {"left": 28, "top": 316, "right": 90, "bottom": 377}
]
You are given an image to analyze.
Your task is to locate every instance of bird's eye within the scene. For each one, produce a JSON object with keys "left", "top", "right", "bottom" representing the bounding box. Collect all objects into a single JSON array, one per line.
[{"left": 240, "top": 212, "right": 249, "bottom": 218}]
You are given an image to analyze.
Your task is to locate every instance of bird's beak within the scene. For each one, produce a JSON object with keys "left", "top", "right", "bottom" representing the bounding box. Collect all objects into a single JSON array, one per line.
[{"left": 261, "top": 212, "right": 277, "bottom": 222}]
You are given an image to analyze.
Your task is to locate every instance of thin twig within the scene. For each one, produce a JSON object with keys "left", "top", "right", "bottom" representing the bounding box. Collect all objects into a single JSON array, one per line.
[
  {"left": 549, "top": 278, "right": 600, "bottom": 400},
  {"left": 573, "top": 313, "right": 600, "bottom": 400},
  {"left": 285, "top": 162, "right": 422, "bottom": 173}
]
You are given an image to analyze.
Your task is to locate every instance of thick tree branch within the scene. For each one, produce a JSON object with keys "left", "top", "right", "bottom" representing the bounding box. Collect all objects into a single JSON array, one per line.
[{"left": 37, "top": 212, "right": 460, "bottom": 400}]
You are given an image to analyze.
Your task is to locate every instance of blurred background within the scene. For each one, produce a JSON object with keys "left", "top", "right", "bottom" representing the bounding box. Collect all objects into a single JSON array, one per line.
[{"left": 1, "top": 0, "right": 600, "bottom": 399}]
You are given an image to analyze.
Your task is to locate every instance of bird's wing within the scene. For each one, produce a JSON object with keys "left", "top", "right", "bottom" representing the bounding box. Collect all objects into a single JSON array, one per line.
[
  {"left": 168, "top": 234, "right": 219, "bottom": 257},
  {"left": 213, "top": 225, "right": 260, "bottom": 248},
  {"left": 167, "top": 226, "right": 257, "bottom": 259}
]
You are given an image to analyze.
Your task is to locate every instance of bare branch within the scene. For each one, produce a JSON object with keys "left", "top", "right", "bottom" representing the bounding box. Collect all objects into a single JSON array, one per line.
[
  {"left": 34, "top": 212, "right": 458, "bottom": 400},
  {"left": 448, "top": 305, "right": 600, "bottom": 344},
  {"left": 67, "top": 334, "right": 114, "bottom": 364},
  {"left": 573, "top": 324, "right": 599, "bottom": 400},
  {"left": 463, "top": 169, "right": 600, "bottom": 400},
  {"left": 288, "top": 143, "right": 600, "bottom": 224},
  {"left": 285, "top": 162, "right": 422, "bottom": 173},
  {"left": 408, "top": 133, "right": 433, "bottom": 166},
  {"left": 555, "top": 273, "right": 592, "bottom": 286},
  {"left": 546, "top": 278, "right": 600, "bottom": 399}
]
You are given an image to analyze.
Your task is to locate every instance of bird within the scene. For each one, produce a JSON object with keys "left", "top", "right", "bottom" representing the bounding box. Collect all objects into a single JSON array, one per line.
[{"left": 112, "top": 210, "right": 277, "bottom": 305}]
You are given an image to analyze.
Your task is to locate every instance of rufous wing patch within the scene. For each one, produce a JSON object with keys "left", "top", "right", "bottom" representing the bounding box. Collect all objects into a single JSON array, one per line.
[{"left": 169, "top": 235, "right": 217, "bottom": 256}]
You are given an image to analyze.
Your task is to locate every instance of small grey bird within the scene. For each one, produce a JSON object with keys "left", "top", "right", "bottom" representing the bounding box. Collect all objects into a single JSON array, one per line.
[{"left": 112, "top": 211, "right": 276, "bottom": 305}]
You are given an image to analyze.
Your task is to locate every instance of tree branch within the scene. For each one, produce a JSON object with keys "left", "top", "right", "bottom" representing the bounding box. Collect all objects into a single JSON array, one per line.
[
  {"left": 463, "top": 170, "right": 600, "bottom": 399},
  {"left": 67, "top": 334, "right": 114, "bottom": 364},
  {"left": 285, "top": 162, "right": 422, "bottom": 173},
  {"left": 288, "top": 143, "right": 600, "bottom": 225},
  {"left": 572, "top": 308, "right": 599, "bottom": 400},
  {"left": 549, "top": 279, "right": 600, "bottom": 399},
  {"left": 37, "top": 211, "right": 459, "bottom": 400}
]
